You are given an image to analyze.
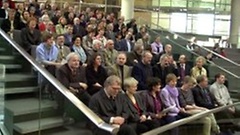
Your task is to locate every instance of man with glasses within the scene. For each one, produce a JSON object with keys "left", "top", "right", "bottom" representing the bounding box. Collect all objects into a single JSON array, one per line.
[{"left": 89, "top": 75, "right": 137, "bottom": 135}]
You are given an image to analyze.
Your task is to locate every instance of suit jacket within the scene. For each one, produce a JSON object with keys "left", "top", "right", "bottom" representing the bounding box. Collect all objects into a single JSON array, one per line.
[
  {"left": 141, "top": 91, "right": 163, "bottom": 119},
  {"left": 56, "top": 45, "right": 71, "bottom": 62},
  {"left": 1, "top": 18, "right": 19, "bottom": 33},
  {"left": 89, "top": 89, "right": 130, "bottom": 123},
  {"left": 102, "top": 48, "right": 118, "bottom": 67},
  {"left": 177, "top": 63, "right": 191, "bottom": 77},
  {"left": 152, "top": 64, "right": 178, "bottom": 87},
  {"left": 105, "top": 30, "right": 116, "bottom": 40},
  {"left": 0, "top": 9, "right": 7, "bottom": 18},
  {"left": 108, "top": 64, "right": 131, "bottom": 79},
  {"left": 21, "top": 27, "right": 41, "bottom": 51},
  {"left": 123, "top": 93, "right": 148, "bottom": 122},
  {"left": 119, "top": 39, "right": 134, "bottom": 52},
  {"left": 126, "top": 51, "right": 142, "bottom": 66},
  {"left": 73, "top": 24, "right": 86, "bottom": 37},
  {"left": 192, "top": 85, "right": 216, "bottom": 109},
  {"left": 132, "top": 61, "right": 153, "bottom": 90},
  {"left": 56, "top": 63, "right": 87, "bottom": 91}
]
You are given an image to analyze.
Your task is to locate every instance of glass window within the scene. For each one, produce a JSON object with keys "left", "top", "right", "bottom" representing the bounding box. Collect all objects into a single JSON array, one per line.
[
  {"left": 195, "top": 14, "right": 214, "bottom": 35},
  {"left": 170, "top": 13, "right": 187, "bottom": 32},
  {"left": 172, "top": 0, "right": 187, "bottom": 7},
  {"left": 160, "top": 0, "right": 171, "bottom": 6}
]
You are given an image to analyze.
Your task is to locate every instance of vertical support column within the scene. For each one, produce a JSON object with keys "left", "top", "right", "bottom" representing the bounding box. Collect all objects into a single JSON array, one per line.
[
  {"left": 229, "top": 0, "right": 240, "bottom": 48},
  {"left": 121, "top": 0, "right": 134, "bottom": 21}
]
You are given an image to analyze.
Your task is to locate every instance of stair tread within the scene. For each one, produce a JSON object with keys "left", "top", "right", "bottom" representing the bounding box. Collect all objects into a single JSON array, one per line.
[
  {"left": 5, "top": 86, "right": 39, "bottom": 94},
  {"left": 6, "top": 98, "right": 57, "bottom": 115},
  {"left": 5, "top": 64, "right": 22, "bottom": 69},
  {"left": 14, "top": 116, "right": 64, "bottom": 134},
  {"left": 0, "top": 74, "right": 36, "bottom": 82},
  {"left": 0, "top": 55, "right": 15, "bottom": 60}
]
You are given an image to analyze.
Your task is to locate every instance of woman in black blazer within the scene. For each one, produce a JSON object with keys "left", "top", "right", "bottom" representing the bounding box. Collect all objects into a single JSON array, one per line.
[
  {"left": 86, "top": 53, "right": 108, "bottom": 96},
  {"left": 123, "top": 77, "right": 159, "bottom": 134}
]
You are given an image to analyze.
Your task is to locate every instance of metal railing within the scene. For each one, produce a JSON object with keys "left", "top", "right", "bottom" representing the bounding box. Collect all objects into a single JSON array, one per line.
[
  {"left": 143, "top": 102, "right": 240, "bottom": 135},
  {"left": 0, "top": 29, "right": 119, "bottom": 134}
]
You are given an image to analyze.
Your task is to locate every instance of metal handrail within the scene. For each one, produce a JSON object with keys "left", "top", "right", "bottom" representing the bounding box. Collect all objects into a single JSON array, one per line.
[
  {"left": 0, "top": 29, "right": 119, "bottom": 134},
  {"left": 138, "top": 18, "right": 240, "bottom": 79},
  {"left": 139, "top": 18, "right": 240, "bottom": 67},
  {"left": 142, "top": 102, "right": 240, "bottom": 135}
]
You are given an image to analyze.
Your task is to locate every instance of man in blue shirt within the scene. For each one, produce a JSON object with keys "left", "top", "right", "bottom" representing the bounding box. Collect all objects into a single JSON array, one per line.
[{"left": 36, "top": 32, "right": 62, "bottom": 100}]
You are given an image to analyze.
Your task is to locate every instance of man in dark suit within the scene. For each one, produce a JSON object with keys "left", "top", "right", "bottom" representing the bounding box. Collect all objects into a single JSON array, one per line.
[
  {"left": 119, "top": 32, "right": 134, "bottom": 52},
  {"left": 132, "top": 51, "right": 153, "bottom": 90},
  {"left": 56, "top": 52, "right": 90, "bottom": 106},
  {"left": 89, "top": 75, "right": 137, "bottom": 135},
  {"left": 177, "top": 54, "right": 192, "bottom": 86},
  {"left": 192, "top": 75, "right": 217, "bottom": 109},
  {"left": 126, "top": 42, "right": 143, "bottom": 66},
  {"left": 0, "top": 0, "right": 9, "bottom": 19},
  {"left": 0, "top": 8, "right": 18, "bottom": 35}
]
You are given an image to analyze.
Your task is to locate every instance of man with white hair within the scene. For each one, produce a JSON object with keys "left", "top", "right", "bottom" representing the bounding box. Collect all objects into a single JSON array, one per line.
[
  {"left": 103, "top": 39, "right": 118, "bottom": 67},
  {"left": 88, "top": 39, "right": 103, "bottom": 59},
  {"left": 73, "top": 17, "right": 86, "bottom": 37},
  {"left": 56, "top": 52, "right": 90, "bottom": 122}
]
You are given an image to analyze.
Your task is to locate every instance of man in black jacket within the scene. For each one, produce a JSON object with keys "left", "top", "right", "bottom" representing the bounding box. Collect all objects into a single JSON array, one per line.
[
  {"left": 89, "top": 75, "right": 137, "bottom": 135},
  {"left": 192, "top": 75, "right": 217, "bottom": 109}
]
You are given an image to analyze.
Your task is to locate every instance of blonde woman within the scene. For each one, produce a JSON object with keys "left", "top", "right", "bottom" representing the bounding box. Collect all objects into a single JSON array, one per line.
[{"left": 191, "top": 56, "right": 207, "bottom": 79}]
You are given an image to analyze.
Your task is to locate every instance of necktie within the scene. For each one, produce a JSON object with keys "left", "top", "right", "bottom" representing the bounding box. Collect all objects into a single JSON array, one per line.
[
  {"left": 109, "top": 96, "right": 116, "bottom": 110},
  {"left": 60, "top": 46, "right": 64, "bottom": 60},
  {"left": 204, "top": 89, "right": 211, "bottom": 104}
]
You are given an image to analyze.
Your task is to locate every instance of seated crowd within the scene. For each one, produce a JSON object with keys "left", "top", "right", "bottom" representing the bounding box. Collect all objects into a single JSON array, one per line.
[{"left": 0, "top": 1, "right": 239, "bottom": 135}]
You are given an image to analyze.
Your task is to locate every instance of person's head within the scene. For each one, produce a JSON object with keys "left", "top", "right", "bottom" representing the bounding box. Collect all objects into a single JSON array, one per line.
[
  {"left": 147, "top": 77, "right": 161, "bottom": 93},
  {"left": 133, "top": 42, "right": 144, "bottom": 55},
  {"left": 88, "top": 53, "right": 102, "bottom": 67},
  {"left": 159, "top": 54, "right": 169, "bottom": 67},
  {"left": 27, "top": 17, "right": 37, "bottom": 30},
  {"left": 42, "top": 33, "right": 54, "bottom": 46},
  {"left": 55, "top": 10, "right": 62, "bottom": 17},
  {"left": 8, "top": 9, "right": 15, "bottom": 20},
  {"left": 66, "top": 25, "right": 73, "bottom": 34},
  {"left": 59, "top": 17, "right": 67, "bottom": 25},
  {"left": 179, "top": 54, "right": 187, "bottom": 64},
  {"left": 92, "top": 39, "right": 102, "bottom": 49},
  {"left": 105, "top": 40, "right": 114, "bottom": 50},
  {"left": 41, "top": 14, "right": 50, "bottom": 23},
  {"left": 116, "top": 52, "right": 127, "bottom": 66},
  {"left": 98, "top": 29, "right": 105, "bottom": 36},
  {"left": 29, "top": 6, "right": 36, "bottom": 15},
  {"left": 104, "top": 75, "right": 122, "bottom": 97},
  {"left": 72, "top": 36, "right": 81, "bottom": 46},
  {"left": 2, "top": 1, "right": 9, "bottom": 9},
  {"left": 107, "top": 23, "right": 113, "bottom": 31},
  {"left": 125, "top": 32, "right": 132, "bottom": 40},
  {"left": 66, "top": 52, "right": 80, "bottom": 69},
  {"left": 164, "top": 44, "right": 172, "bottom": 54},
  {"left": 215, "top": 73, "right": 225, "bottom": 84},
  {"left": 142, "top": 51, "right": 153, "bottom": 65},
  {"left": 139, "top": 26, "right": 146, "bottom": 33},
  {"left": 182, "top": 76, "right": 196, "bottom": 90},
  {"left": 166, "top": 73, "right": 177, "bottom": 87},
  {"left": 196, "top": 75, "right": 208, "bottom": 88},
  {"left": 73, "top": 17, "right": 80, "bottom": 25},
  {"left": 56, "top": 34, "right": 65, "bottom": 46},
  {"left": 155, "top": 36, "right": 161, "bottom": 43},
  {"left": 124, "top": 77, "right": 138, "bottom": 95},
  {"left": 46, "top": 21, "right": 54, "bottom": 30},
  {"left": 195, "top": 56, "right": 206, "bottom": 68},
  {"left": 22, "top": 10, "right": 30, "bottom": 20}
]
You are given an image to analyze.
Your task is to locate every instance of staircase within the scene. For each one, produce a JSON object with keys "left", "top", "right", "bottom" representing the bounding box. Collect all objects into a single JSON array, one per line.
[{"left": 0, "top": 37, "right": 92, "bottom": 135}]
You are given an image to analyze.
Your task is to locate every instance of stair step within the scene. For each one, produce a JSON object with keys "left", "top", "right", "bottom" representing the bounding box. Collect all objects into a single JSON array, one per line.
[
  {"left": 0, "top": 47, "right": 5, "bottom": 52},
  {"left": 5, "top": 98, "right": 57, "bottom": 116},
  {"left": 5, "top": 86, "right": 39, "bottom": 94},
  {"left": 0, "top": 55, "right": 15, "bottom": 60},
  {"left": 14, "top": 116, "right": 64, "bottom": 134},
  {"left": 0, "top": 74, "right": 36, "bottom": 82},
  {"left": 5, "top": 64, "right": 22, "bottom": 69}
]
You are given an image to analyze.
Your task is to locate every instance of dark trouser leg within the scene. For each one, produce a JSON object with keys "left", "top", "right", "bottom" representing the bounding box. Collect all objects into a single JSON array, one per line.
[
  {"left": 77, "top": 91, "right": 91, "bottom": 105},
  {"left": 164, "top": 116, "right": 179, "bottom": 135},
  {"left": 118, "top": 124, "right": 137, "bottom": 135}
]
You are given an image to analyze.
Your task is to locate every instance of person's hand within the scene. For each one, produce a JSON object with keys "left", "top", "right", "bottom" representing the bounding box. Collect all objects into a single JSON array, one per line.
[
  {"left": 79, "top": 82, "right": 88, "bottom": 90},
  {"left": 156, "top": 112, "right": 165, "bottom": 119},
  {"left": 140, "top": 115, "right": 147, "bottom": 122},
  {"left": 82, "top": 63, "right": 87, "bottom": 67},
  {"left": 69, "top": 87, "right": 78, "bottom": 94},
  {"left": 228, "top": 107, "right": 235, "bottom": 113},
  {"left": 180, "top": 108, "right": 186, "bottom": 113},
  {"left": 113, "top": 116, "right": 125, "bottom": 125},
  {"left": 133, "top": 59, "right": 138, "bottom": 63},
  {"left": 94, "top": 83, "right": 102, "bottom": 87}
]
